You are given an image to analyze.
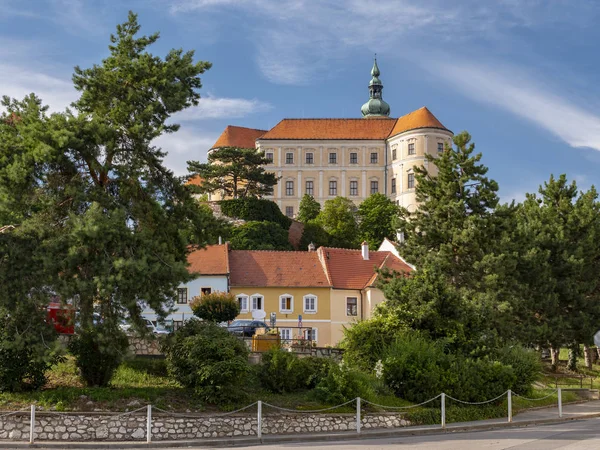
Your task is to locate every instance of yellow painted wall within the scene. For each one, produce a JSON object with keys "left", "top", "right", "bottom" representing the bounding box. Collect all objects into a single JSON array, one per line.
[{"left": 329, "top": 288, "right": 363, "bottom": 346}]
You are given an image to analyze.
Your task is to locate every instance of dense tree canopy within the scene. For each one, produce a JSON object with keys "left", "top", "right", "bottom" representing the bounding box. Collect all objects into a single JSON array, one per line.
[
  {"left": 357, "top": 193, "right": 400, "bottom": 249},
  {"left": 315, "top": 197, "right": 359, "bottom": 248},
  {"left": 188, "top": 147, "right": 278, "bottom": 199},
  {"left": 297, "top": 194, "right": 321, "bottom": 223}
]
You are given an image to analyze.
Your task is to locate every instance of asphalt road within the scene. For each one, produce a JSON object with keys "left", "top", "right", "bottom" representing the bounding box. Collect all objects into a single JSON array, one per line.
[{"left": 213, "top": 418, "right": 600, "bottom": 450}]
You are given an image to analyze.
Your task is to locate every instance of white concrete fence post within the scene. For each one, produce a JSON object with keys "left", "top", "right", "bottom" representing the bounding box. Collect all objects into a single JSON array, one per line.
[
  {"left": 356, "top": 397, "right": 361, "bottom": 434},
  {"left": 507, "top": 390, "right": 512, "bottom": 423},
  {"left": 29, "top": 405, "right": 35, "bottom": 444},
  {"left": 558, "top": 388, "right": 562, "bottom": 418},
  {"left": 146, "top": 404, "right": 152, "bottom": 443},
  {"left": 441, "top": 393, "right": 446, "bottom": 429},
  {"left": 257, "top": 401, "right": 262, "bottom": 439}
]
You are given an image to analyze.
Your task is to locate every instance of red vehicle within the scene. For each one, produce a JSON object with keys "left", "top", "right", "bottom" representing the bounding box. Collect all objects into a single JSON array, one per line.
[{"left": 46, "top": 302, "right": 75, "bottom": 335}]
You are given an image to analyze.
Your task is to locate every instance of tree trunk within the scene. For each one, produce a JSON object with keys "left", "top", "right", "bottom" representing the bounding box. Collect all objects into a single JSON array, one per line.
[
  {"left": 584, "top": 345, "right": 593, "bottom": 369},
  {"left": 551, "top": 347, "right": 560, "bottom": 368}
]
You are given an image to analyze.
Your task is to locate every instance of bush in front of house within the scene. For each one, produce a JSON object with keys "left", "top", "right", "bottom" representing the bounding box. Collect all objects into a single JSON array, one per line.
[
  {"left": 190, "top": 292, "right": 240, "bottom": 323},
  {"left": 313, "top": 361, "right": 377, "bottom": 404},
  {"left": 487, "top": 345, "right": 541, "bottom": 395},
  {"left": 228, "top": 221, "right": 293, "bottom": 251},
  {"left": 163, "top": 320, "right": 249, "bottom": 404},
  {"left": 68, "top": 322, "right": 129, "bottom": 387},
  {"left": 0, "top": 304, "right": 60, "bottom": 392}
]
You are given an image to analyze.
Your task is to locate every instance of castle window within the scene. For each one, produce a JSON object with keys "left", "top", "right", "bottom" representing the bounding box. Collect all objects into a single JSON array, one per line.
[
  {"left": 286, "top": 152, "right": 294, "bottom": 164},
  {"left": 329, "top": 152, "right": 337, "bottom": 164},
  {"left": 370, "top": 152, "right": 378, "bottom": 164},
  {"left": 285, "top": 206, "right": 294, "bottom": 217},
  {"left": 305, "top": 152, "right": 314, "bottom": 164},
  {"left": 286, "top": 180, "right": 294, "bottom": 196},
  {"left": 265, "top": 152, "right": 274, "bottom": 163},
  {"left": 350, "top": 152, "right": 358, "bottom": 164},
  {"left": 392, "top": 148, "right": 397, "bottom": 160},
  {"left": 408, "top": 143, "right": 415, "bottom": 155},
  {"left": 391, "top": 178, "right": 396, "bottom": 194},
  {"left": 438, "top": 142, "right": 444, "bottom": 153},
  {"left": 305, "top": 180, "right": 314, "bottom": 196},
  {"left": 370, "top": 180, "right": 379, "bottom": 194},
  {"left": 350, "top": 180, "right": 358, "bottom": 196},
  {"left": 408, "top": 173, "right": 415, "bottom": 189},
  {"left": 329, "top": 180, "right": 337, "bottom": 196}
]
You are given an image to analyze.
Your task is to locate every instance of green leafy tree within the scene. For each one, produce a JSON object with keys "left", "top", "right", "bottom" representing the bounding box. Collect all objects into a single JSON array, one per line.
[
  {"left": 357, "top": 193, "right": 400, "bottom": 249},
  {"left": 190, "top": 292, "right": 240, "bottom": 323},
  {"left": 188, "top": 147, "right": 278, "bottom": 199},
  {"left": 0, "top": 12, "right": 214, "bottom": 385},
  {"left": 297, "top": 194, "right": 321, "bottom": 223},
  {"left": 315, "top": 197, "right": 359, "bottom": 248},
  {"left": 228, "top": 221, "right": 292, "bottom": 250}
]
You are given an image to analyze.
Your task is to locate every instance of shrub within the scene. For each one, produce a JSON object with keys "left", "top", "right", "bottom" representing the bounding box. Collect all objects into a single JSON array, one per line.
[
  {"left": 163, "top": 320, "right": 249, "bottom": 404},
  {"left": 489, "top": 345, "right": 541, "bottom": 395},
  {"left": 220, "top": 198, "right": 292, "bottom": 229},
  {"left": 450, "top": 358, "right": 516, "bottom": 403},
  {"left": 260, "top": 347, "right": 306, "bottom": 393},
  {"left": 314, "top": 362, "right": 376, "bottom": 404},
  {"left": 0, "top": 304, "right": 60, "bottom": 392},
  {"left": 299, "top": 221, "right": 331, "bottom": 249},
  {"left": 190, "top": 292, "right": 240, "bottom": 323},
  {"left": 228, "top": 221, "right": 292, "bottom": 251},
  {"left": 300, "top": 356, "right": 336, "bottom": 389},
  {"left": 68, "top": 323, "right": 129, "bottom": 387}
]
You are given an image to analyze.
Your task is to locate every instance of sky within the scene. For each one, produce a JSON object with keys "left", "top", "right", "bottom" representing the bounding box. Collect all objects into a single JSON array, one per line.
[{"left": 2, "top": 0, "right": 600, "bottom": 202}]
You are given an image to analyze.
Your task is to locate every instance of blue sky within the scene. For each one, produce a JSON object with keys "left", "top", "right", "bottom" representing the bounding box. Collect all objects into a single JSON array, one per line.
[{"left": 2, "top": 0, "right": 600, "bottom": 202}]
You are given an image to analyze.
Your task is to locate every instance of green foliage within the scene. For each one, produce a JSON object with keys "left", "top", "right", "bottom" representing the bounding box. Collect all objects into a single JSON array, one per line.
[
  {"left": 259, "top": 348, "right": 307, "bottom": 393},
  {"left": 188, "top": 147, "right": 278, "bottom": 199},
  {"left": 0, "top": 305, "right": 60, "bottom": 392},
  {"left": 297, "top": 195, "right": 321, "bottom": 223},
  {"left": 68, "top": 324, "right": 129, "bottom": 387},
  {"left": 220, "top": 198, "right": 291, "bottom": 229},
  {"left": 163, "top": 320, "right": 249, "bottom": 404},
  {"left": 313, "top": 362, "right": 376, "bottom": 404},
  {"left": 299, "top": 221, "right": 332, "bottom": 249},
  {"left": 357, "top": 193, "right": 400, "bottom": 249},
  {"left": 190, "top": 292, "right": 240, "bottom": 323},
  {"left": 229, "top": 221, "right": 293, "bottom": 250},
  {"left": 488, "top": 346, "right": 541, "bottom": 395},
  {"left": 315, "top": 197, "right": 359, "bottom": 248}
]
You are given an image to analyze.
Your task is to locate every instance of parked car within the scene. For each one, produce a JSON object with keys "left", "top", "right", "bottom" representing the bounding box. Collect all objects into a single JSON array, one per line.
[
  {"left": 227, "top": 320, "right": 269, "bottom": 337},
  {"left": 120, "top": 319, "right": 170, "bottom": 335}
]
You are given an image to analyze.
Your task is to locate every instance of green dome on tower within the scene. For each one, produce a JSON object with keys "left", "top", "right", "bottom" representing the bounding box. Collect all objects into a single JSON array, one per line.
[{"left": 361, "top": 57, "right": 391, "bottom": 118}]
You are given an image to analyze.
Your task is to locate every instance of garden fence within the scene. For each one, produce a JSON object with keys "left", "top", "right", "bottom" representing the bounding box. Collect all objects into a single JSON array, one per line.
[{"left": 0, "top": 388, "right": 567, "bottom": 444}]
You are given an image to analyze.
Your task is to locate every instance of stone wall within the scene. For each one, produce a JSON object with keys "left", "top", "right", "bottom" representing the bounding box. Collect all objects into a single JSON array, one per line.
[
  {"left": 0, "top": 411, "right": 409, "bottom": 442},
  {"left": 129, "top": 337, "right": 162, "bottom": 357}
]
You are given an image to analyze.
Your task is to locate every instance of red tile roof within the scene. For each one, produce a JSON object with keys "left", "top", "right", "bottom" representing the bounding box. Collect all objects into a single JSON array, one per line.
[
  {"left": 187, "top": 244, "right": 229, "bottom": 275},
  {"left": 259, "top": 118, "right": 397, "bottom": 140},
  {"left": 389, "top": 107, "right": 449, "bottom": 138},
  {"left": 211, "top": 125, "right": 267, "bottom": 149},
  {"left": 229, "top": 250, "right": 330, "bottom": 288},
  {"left": 185, "top": 175, "right": 203, "bottom": 186},
  {"left": 318, "top": 247, "right": 412, "bottom": 290}
]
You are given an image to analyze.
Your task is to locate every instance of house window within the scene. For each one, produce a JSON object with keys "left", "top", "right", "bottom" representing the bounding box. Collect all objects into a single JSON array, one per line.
[
  {"left": 408, "top": 173, "right": 415, "bottom": 189},
  {"left": 304, "top": 328, "right": 318, "bottom": 343},
  {"left": 286, "top": 180, "right": 294, "bottom": 196},
  {"left": 285, "top": 206, "right": 294, "bottom": 218},
  {"left": 392, "top": 148, "right": 397, "bottom": 160},
  {"left": 303, "top": 295, "right": 317, "bottom": 313},
  {"left": 329, "top": 180, "right": 337, "bottom": 196},
  {"left": 237, "top": 295, "right": 249, "bottom": 313},
  {"left": 391, "top": 178, "right": 396, "bottom": 194},
  {"left": 279, "top": 295, "right": 293, "bottom": 313},
  {"left": 370, "top": 180, "right": 379, "bottom": 194},
  {"left": 437, "top": 142, "right": 444, "bottom": 153},
  {"left": 177, "top": 288, "right": 187, "bottom": 304},
  {"left": 350, "top": 152, "right": 358, "bottom": 164},
  {"left": 201, "top": 287, "right": 212, "bottom": 296},
  {"left": 280, "top": 328, "right": 292, "bottom": 342},
  {"left": 408, "top": 143, "right": 415, "bottom": 155},
  {"left": 347, "top": 297, "right": 358, "bottom": 316},
  {"left": 370, "top": 152, "right": 378, "bottom": 163},
  {"left": 251, "top": 295, "right": 263, "bottom": 311},
  {"left": 172, "top": 320, "right": 184, "bottom": 331},
  {"left": 305, "top": 180, "right": 314, "bottom": 196},
  {"left": 286, "top": 152, "right": 294, "bottom": 164},
  {"left": 265, "top": 152, "right": 274, "bottom": 163},
  {"left": 306, "top": 152, "right": 314, "bottom": 164},
  {"left": 329, "top": 152, "right": 337, "bottom": 164},
  {"left": 349, "top": 180, "right": 358, "bottom": 196}
]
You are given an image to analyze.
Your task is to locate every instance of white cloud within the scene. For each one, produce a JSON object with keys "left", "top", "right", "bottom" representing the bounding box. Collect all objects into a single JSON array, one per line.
[
  {"left": 429, "top": 60, "right": 600, "bottom": 153},
  {"left": 177, "top": 96, "right": 272, "bottom": 120},
  {"left": 155, "top": 127, "right": 217, "bottom": 175}
]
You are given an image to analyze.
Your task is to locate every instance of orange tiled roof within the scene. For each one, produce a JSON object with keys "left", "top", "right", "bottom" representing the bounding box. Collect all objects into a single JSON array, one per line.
[
  {"left": 185, "top": 175, "right": 203, "bottom": 186},
  {"left": 389, "top": 107, "right": 449, "bottom": 137},
  {"left": 259, "top": 118, "right": 397, "bottom": 140},
  {"left": 229, "top": 250, "right": 330, "bottom": 288},
  {"left": 211, "top": 125, "right": 267, "bottom": 149},
  {"left": 318, "top": 247, "right": 412, "bottom": 290},
  {"left": 187, "top": 244, "right": 230, "bottom": 276}
]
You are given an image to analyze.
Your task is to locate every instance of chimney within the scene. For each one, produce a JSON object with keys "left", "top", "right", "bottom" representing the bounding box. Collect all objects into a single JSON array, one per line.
[
  {"left": 218, "top": 236, "right": 222, "bottom": 245},
  {"left": 361, "top": 241, "right": 369, "bottom": 260},
  {"left": 308, "top": 242, "right": 316, "bottom": 252}
]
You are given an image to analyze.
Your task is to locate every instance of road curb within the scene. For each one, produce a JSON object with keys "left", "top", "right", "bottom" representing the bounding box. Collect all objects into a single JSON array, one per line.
[{"left": 2, "top": 412, "right": 600, "bottom": 449}]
